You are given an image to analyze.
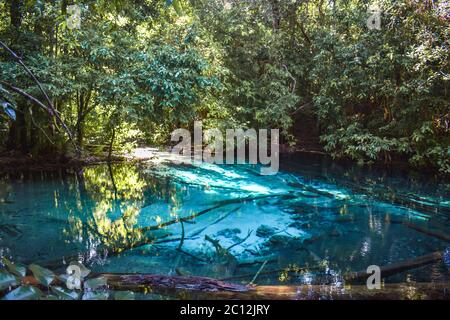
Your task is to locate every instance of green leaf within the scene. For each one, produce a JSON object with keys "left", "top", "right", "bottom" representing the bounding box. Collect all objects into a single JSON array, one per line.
[
  {"left": 82, "top": 291, "right": 109, "bottom": 300},
  {"left": 51, "top": 286, "right": 79, "bottom": 300},
  {"left": 2, "top": 258, "right": 27, "bottom": 278},
  {"left": 114, "top": 291, "right": 135, "bottom": 300},
  {"left": 172, "top": 0, "right": 183, "bottom": 15},
  {"left": 29, "top": 264, "right": 55, "bottom": 286},
  {"left": 84, "top": 276, "right": 107, "bottom": 290},
  {"left": 0, "top": 270, "right": 18, "bottom": 291},
  {"left": 2, "top": 285, "right": 42, "bottom": 300}
]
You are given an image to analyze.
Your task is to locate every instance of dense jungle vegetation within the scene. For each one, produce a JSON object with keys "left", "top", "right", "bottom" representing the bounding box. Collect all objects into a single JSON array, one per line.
[{"left": 0, "top": 0, "right": 448, "bottom": 173}]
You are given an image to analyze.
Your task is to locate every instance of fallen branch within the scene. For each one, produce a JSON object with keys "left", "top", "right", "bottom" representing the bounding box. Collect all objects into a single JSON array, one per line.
[
  {"left": 183, "top": 205, "right": 242, "bottom": 238},
  {"left": 205, "top": 235, "right": 238, "bottom": 269},
  {"left": 338, "top": 179, "right": 444, "bottom": 216},
  {"left": 39, "top": 230, "right": 171, "bottom": 269},
  {"left": 250, "top": 260, "right": 268, "bottom": 285},
  {"left": 226, "top": 230, "right": 253, "bottom": 251},
  {"left": 237, "top": 254, "right": 278, "bottom": 267},
  {"left": 15, "top": 250, "right": 448, "bottom": 300},
  {"left": 19, "top": 273, "right": 449, "bottom": 300},
  {"left": 220, "top": 265, "right": 323, "bottom": 281},
  {"left": 139, "top": 193, "right": 292, "bottom": 233},
  {"left": 176, "top": 248, "right": 208, "bottom": 263},
  {"left": 402, "top": 222, "right": 450, "bottom": 242},
  {"left": 387, "top": 217, "right": 450, "bottom": 242},
  {"left": 0, "top": 81, "right": 54, "bottom": 116},
  {"left": 345, "top": 251, "right": 444, "bottom": 282},
  {"left": 233, "top": 250, "right": 445, "bottom": 283},
  {"left": 40, "top": 196, "right": 268, "bottom": 268},
  {"left": 177, "top": 220, "right": 185, "bottom": 250}
]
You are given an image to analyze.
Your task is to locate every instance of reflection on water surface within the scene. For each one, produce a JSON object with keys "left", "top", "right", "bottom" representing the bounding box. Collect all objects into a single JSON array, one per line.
[{"left": 0, "top": 154, "right": 449, "bottom": 297}]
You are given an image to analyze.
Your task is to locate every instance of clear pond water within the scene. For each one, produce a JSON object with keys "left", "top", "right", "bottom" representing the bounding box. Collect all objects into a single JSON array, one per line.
[{"left": 0, "top": 154, "right": 449, "bottom": 293}]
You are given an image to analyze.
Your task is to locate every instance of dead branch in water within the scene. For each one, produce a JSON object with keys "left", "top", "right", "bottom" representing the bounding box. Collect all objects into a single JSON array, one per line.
[
  {"left": 344, "top": 251, "right": 444, "bottom": 282},
  {"left": 138, "top": 193, "right": 290, "bottom": 233},
  {"left": 39, "top": 196, "right": 271, "bottom": 268},
  {"left": 14, "top": 250, "right": 447, "bottom": 300},
  {"left": 402, "top": 222, "right": 450, "bottom": 242},
  {"left": 387, "top": 217, "right": 450, "bottom": 242},
  {"left": 97, "top": 274, "right": 450, "bottom": 299}
]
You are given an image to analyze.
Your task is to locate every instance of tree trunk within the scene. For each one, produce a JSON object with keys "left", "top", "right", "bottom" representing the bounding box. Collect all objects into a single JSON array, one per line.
[
  {"left": 17, "top": 104, "right": 29, "bottom": 152},
  {"left": 108, "top": 127, "right": 115, "bottom": 161},
  {"left": 19, "top": 273, "right": 449, "bottom": 300},
  {"left": 76, "top": 93, "right": 84, "bottom": 150},
  {"left": 9, "top": 0, "right": 23, "bottom": 30},
  {"left": 269, "top": 0, "right": 281, "bottom": 30},
  {"left": 76, "top": 121, "right": 83, "bottom": 150}
]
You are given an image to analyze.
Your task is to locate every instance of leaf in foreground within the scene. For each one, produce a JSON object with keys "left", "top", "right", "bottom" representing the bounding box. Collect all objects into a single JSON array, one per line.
[
  {"left": 29, "top": 264, "right": 55, "bottom": 286},
  {"left": 2, "top": 258, "right": 27, "bottom": 277},
  {"left": 3, "top": 285, "right": 42, "bottom": 300},
  {"left": 0, "top": 270, "right": 18, "bottom": 291}
]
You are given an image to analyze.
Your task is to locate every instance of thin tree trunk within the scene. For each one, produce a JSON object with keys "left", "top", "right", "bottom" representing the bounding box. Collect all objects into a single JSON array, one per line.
[
  {"left": 270, "top": 0, "right": 281, "bottom": 30},
  {"left": 108, "top": 127, "right": 115, "bottom": 162}
]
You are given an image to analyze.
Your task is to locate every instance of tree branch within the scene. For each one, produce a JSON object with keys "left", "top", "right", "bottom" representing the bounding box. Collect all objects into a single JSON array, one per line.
[{"left": 0, "top": 39, "right": 80, "bottom": 156}]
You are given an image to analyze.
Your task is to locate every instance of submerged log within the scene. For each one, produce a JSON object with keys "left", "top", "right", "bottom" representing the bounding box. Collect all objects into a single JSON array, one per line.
[
  {"left": 387, "top": 217, "right": 450, "bottom": 242},
  {"left": 16, "top": 250, "right": 447, "bottom": 300},
  {"left": 99, "top": 274, "right": 449, "bottom": 299},
  {"left": 344, "top": 251, "right": 444, "bottom": 282},
  {"left": 20, "top": 273, "right": 448, "bottom": 300},
  {"left": 40, "top": 194, "right": 293, "bottom": 269},
  {"left": 402, "top": 222, "right": 450, "bottom": 242}
]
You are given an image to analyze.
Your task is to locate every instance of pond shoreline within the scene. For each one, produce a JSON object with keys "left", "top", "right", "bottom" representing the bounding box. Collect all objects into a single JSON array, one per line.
[
  {"left": 0, "top": 147, "right": 447, "bottom": 179},
  {"left": 0, "top": 148, "right": 159, "bottom": 171},
  {"left": 0, "top": 148, "right": 448, "bottom": 299}
]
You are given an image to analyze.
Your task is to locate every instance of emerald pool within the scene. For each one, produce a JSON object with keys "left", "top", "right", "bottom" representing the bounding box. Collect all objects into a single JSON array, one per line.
[{"left": 0, "top": 153, "right": 449, "bottom": 295}]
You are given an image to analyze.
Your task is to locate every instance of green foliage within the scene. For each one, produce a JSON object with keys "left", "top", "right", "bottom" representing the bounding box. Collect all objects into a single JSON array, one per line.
[
  {"left": 2, "top": 258, "right": 27, "bottom": 277},
  {"left": 0, "top": 0, "right": 448, "bottom": 173},
  {"left": 304, "top": 1, "right": 449, "bottom": 172},
  {"left": 0, "top": 270, "right": 18, "bottom": 291},
  {"left": 0, "top": 0, "right": 218, "bottom": 153},
  {"left": 0, "top": 258, "right": 135, "bottom": 300}
]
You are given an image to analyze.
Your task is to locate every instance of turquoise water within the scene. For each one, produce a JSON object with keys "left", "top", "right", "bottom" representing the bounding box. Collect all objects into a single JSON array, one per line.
[{"left": 0, "top": 154, "right": 449, "bottom": 289}]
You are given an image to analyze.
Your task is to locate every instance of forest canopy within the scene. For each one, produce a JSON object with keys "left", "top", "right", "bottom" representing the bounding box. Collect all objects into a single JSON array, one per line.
[{"left": 0, "top": 0, "right": 448, "bottom": 174}]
